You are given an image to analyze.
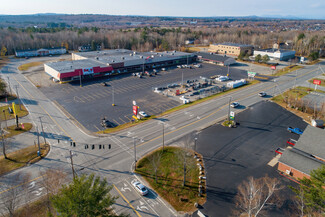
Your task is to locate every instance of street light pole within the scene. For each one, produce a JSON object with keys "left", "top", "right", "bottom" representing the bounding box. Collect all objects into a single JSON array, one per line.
[
  {"left": 162, "top": 123, "right": 165, "bottom": 151},
  {"left": 112, "top": 86, "right": 115, "bottom": 106},
  {"left": 2, "top": 110, "right": 7, "bottom": 129},
  {"left": 7, "top": 76, "right": 12, "bottom": 96},
  {"left": 79, "top": 70, "right": 82, "bottom": 87},
  {"left": 228, "top": 96, "right": 232, "bottom": 121},
  {"left": 133, "top": 137, "right": 137, "bottom": 170},
  {"left": 39, "top": 117, "right": 46, "bottom": 145},
  {"left": 194, "top": 137, "right": 197, "bottom": 152},
  {"left": 14, "top": 85, "right": 22, "bottom": 110}
]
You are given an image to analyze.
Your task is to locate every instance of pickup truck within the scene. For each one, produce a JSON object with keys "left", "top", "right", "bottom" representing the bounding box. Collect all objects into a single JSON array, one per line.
[{"left": 287, "top": 127, "right": 303, "bottom": 135}]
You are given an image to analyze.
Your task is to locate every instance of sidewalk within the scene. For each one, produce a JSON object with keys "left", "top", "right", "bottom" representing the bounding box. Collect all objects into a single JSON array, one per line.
[{"left": 0, "top": 99, "right": 37, "bottom": 156}]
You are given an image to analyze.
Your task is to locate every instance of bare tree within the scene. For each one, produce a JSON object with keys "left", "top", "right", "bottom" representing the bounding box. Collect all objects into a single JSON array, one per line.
[
  {"left": 39, "top": 168, "right": 68, "bottom": 214},
  {"left": 235, "top": 176, "right": 283, "bottom": 217},
  {"left": 0, "top": 173, "right": 30, "bottom": 217},
  {"left": 148, "top": 148, "right": 163, "bottom": 183},
  {"left": 177, "top": 137, "right": 197, "bottom": 187}
]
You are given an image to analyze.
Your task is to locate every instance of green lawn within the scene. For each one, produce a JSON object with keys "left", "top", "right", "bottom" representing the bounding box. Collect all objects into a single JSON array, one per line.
[
  {"left": 136, "top": 147, "right": 205, "bottom": 212},
  {"left": 272, "top": 86, "right": 325, "bottom": 103}
]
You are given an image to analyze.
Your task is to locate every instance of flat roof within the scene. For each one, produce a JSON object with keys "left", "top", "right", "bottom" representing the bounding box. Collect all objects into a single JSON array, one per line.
[
  {"left": 45, "top": 59, "right": 108, "bottom": 73},
  {"left": 74, "top": 50, "right": 195, "bottom": 66},
  {"left": 255, "top": 48, "right": 295, "bottom": 53},
  {"left": 195, "top": 52, "right": 235, "bottom": 62},
  {"left": 212, "top": 42, "right": 253, "bottom": 48}
]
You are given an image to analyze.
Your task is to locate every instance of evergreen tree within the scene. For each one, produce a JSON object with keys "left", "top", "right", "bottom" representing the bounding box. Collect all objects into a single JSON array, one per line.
[{"left": 51, "top": 174, "right": 126, "bottom": 217}]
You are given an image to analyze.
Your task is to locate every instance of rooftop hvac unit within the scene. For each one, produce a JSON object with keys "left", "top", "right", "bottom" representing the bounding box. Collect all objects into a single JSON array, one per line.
[
  {"left": 286, "top": 170, "right": 292, "bottom": 175},
  {"left": 121, "top": 57, "right": 124, "bottom": 60},
  {"left": 129, "top": 53, "right": 133, "bottom": 56},
  {"left": 140, "top": 56, "right": 143, "bottom": 59},
  {"left": 151, "top": 55, "right": 154, "bottom": 58}
]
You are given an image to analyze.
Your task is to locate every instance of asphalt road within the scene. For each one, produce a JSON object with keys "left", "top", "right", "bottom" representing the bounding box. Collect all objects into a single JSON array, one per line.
[
  {"left": 195, "top": 100, "right": 307, "bottom": 216},
  {"left": 0, "top": 57, "right": 324, "bottom": 216},
  {"left": 40, "top": 63, "right": 249, "bottom": 132}
]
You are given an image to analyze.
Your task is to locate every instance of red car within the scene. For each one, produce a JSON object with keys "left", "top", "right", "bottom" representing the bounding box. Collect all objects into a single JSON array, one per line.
[
  {"left": 275, "top": 147, "right": 285, "bottom": 155},
  {"left": 287, "top": 138, "right": 297, "bottom": 146}
]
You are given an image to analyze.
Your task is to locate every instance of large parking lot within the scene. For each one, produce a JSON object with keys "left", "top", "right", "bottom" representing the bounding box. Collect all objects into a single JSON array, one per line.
[
  {"left": 41, "top": 63, "right": 249, "bottom": 132},
  {"left": 194, "top": 101, "right": 307, "bottom": 216}
]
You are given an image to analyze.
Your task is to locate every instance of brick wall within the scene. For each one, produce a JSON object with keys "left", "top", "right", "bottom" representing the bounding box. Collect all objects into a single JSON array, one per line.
[{"left": 278, "top": 162, "right": 310, "bottom": 180}]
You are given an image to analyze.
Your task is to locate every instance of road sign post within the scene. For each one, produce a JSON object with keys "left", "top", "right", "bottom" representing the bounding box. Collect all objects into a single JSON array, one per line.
[{"left": 313, "top": 79, "right": 321, "bottom": 90}]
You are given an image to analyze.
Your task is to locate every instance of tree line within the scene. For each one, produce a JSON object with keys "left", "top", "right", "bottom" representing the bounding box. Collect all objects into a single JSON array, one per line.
[{"left": 0, "top": 26, "right": 325, "bottom": 57}]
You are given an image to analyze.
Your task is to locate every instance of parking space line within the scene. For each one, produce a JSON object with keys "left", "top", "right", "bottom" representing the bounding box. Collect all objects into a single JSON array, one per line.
[
  {"left": 112, "top": 119, "right": 121, "bottom": 126},
  {"left": 94, "top": 125, "right": 101, "bottom": 132},
  {"left": 123, "top": 115, "right": 131, "bottom": 121},
  {"left": 119, "top": 117, "right": 127, "bottom": 124}
]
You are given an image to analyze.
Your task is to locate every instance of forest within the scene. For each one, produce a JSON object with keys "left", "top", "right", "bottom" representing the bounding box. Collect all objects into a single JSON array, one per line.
[{"left": 0, "top": 23, "right": 325, "bottom": 57}]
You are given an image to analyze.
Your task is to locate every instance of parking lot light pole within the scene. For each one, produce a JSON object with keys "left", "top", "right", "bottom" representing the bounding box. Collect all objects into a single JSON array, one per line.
[
  {"left": 162, "top": 123, "right": 165, "bottom": 151},
  {"left": 112, "top": 86, "right": 115, "bottom": 106},
  {"left": 133, "top": 137, "right": 137, "bottom": 170},
  {"left": 79, "top": 70, "right": 82, "bottom": 87},
  {"left": 228, "top": 96, "right": 232, "bottom": 121}
]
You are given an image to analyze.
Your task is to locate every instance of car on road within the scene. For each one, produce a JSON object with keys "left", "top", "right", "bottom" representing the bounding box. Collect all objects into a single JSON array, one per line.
[
  {"left": 258, "top": 92, "right": 267, "bottom": 97},
  {"left": 139, "top": 111, "right": 150, "bottom": 118},
  {"left": 230, "top": 102, "right": 240, "bottom": 108},
  {"left": 287, "top": 127, "right": 303, "bottom": 135},
  {"left": 131, "top": 180, "right": 148, "bottom": 196}
]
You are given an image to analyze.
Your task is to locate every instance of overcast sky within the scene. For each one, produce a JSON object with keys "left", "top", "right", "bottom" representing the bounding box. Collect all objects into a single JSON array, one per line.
[{"left": 1, "top": 0, "right": 324, "bottom": 19}]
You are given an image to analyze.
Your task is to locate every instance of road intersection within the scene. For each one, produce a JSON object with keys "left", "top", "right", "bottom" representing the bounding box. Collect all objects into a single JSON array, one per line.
[{"left": 0, "top": 58, "right": 324, "bottom": 216}]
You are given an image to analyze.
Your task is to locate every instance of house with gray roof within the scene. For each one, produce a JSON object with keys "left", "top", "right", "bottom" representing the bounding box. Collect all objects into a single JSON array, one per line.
[{"left": 278, "top": 125, "right": 325, "bottom": 179}]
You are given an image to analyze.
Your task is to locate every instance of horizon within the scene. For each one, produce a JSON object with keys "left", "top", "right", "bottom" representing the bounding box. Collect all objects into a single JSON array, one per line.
[{"left": 1, "top": 0, "right": 325, "bottom": 19}]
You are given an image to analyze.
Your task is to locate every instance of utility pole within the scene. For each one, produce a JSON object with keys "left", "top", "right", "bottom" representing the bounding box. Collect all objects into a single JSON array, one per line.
[
  {"left": 228, "top": 97, "right": 232, "bottom": 121},
  {"left": 7, "top": 76, "right": 12, "bottom": 96},
  {"left": 36, "top": 126, "right": 41, "bottom": 156},
  {"left": 112, "top": 86, "right": 115, "bottom": 106},
  {"left": 133, "top": 137, "right": 137, "bottom": 170},
  {"left": 2, "top": 110, "right": 7, "bottom": 129},
  {"left": 14, "top": 85, "right": 22, "bottom": 110},
  {"left": 182, "top": 72, "right": 184, "bottom": 87},
  {"left": 39, "top": 117, "right": 46, "bottom": 145},
  {"left": 70, "top": 150, "right": 76, "bottom": 179},
  {"left": 79, "top": 70, "right": 82, "bottom": 87},
  {"left": 162, "top": 123, "right": 165, "bottom": 151},
  {"left": 1, "top": 127, "right": 7, "bottom": 159}
]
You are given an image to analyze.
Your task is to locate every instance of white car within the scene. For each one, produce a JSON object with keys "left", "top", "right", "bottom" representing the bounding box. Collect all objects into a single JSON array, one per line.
[
  {"left": 131, "top": 180, "right": 148, "bottom": 195},
  {"left": 258, "top": 92, "right": 267, "bottom": 97},
  {"left": 139, "top": 111, "right": 150, "bottom": 117},
  {"left": 230, "top": 102, "right": 240, "bottom": 108},
  {"left": 216, "top": 76, "right": 229, "bottom": 82}
]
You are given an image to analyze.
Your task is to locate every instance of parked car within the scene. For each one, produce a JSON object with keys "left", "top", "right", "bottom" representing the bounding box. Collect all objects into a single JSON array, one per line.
[
  {"left": 216, "top": 76, "right": 229, "bottom": 82},
  {"left": 161, "top": 68, "right": 166, "bottom": 71},
  {"left": 287, "top": 127, "right": 303, "bottom": 135},
  {"left": 275, "top": 147, "right": 285, "bottom": 155},
  {"left": 194, "top": 64, "right": 202, "bottom": 68},
  {"left": 177, "top": 65, "right": 182, "bottom": 69},
  {"left": 139, "top": 111, "right": 150, "bottom": 117},
  {"left": 101, "top": 82, "right": 108, "bottom": 86},
  {"left": 258, "top": 92, "right": 266, "bottom": 97},
  {"left": 131, "top": 180, "right": 148, "bottom": 196},
  {"left": 230, "top": 102, "right": 240, "bottom": 108}
]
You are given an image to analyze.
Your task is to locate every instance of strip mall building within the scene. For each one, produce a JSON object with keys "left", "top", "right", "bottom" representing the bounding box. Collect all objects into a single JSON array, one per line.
[{"left": 44, "top": 49, "right": 196, "bottom": 83}]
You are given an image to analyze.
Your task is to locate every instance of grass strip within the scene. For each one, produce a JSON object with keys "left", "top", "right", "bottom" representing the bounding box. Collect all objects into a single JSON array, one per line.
[
  {"left": 136, "top": 147, "right": 205, "bottom": 212},
  {"left": 0, "top": 104, "right": 29, "bottom": 121},
  {"left": 272, "top": 65, "right": 303, "bottom": 77},
  {"left": 0, "top": 143, "right": 50, "bottom": 176},
  {"left": 18, "top": 62, "right": 42, "bottom": 71}
]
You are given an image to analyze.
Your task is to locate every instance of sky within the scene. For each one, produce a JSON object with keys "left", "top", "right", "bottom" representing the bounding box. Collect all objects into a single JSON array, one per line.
[{"left": 1, "top": 0, "right": 325, "bottom": 19}]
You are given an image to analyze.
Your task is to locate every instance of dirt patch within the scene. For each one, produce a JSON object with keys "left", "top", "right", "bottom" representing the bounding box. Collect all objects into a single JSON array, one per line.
[{"left": 23, "top": 65, "right": 58, "bottom": 88}]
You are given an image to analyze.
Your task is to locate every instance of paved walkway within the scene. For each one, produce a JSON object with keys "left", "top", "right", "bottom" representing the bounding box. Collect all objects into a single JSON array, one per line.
[{"left": 0, "top": 99, "right": 38, "bottom": 156}]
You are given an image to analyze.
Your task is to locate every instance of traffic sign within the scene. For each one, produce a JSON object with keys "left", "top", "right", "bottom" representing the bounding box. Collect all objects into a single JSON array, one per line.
[
  {"left": 230, "top": 111, "right": 235, "bottom": 120},
  {"left": 133, "top": 105, "right": 138, "bottom": 116},
  {"left": 247, "top": 71, "right": 256, "bottom": 77},
  {"left": 271, "top": 65, "right": 276, "bottom": 70},
  {"left": 313, "top": 79, "right": 321, "bottom": 85}
]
